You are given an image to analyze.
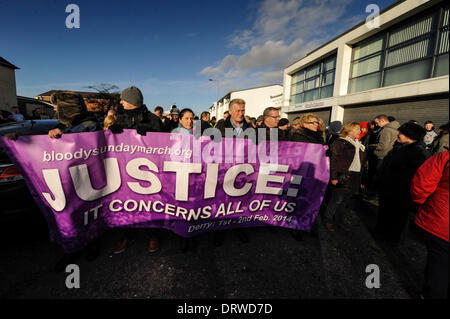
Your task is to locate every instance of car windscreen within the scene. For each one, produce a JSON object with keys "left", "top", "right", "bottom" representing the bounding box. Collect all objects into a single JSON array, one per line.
[{"left": 0, "top": 120, "right": 59, "bottom": 164}]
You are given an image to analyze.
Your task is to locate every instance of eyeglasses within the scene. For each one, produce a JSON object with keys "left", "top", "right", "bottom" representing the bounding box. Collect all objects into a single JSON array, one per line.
[
  {"left": 268, "top": 115, "right": 281, "bottom": 119},
  {"left": 306, "top": 121, "right": 320, "bottom": 125}
]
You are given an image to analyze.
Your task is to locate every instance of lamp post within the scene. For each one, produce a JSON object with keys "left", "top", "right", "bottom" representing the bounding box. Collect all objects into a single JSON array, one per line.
[{"left": 208, "top": 78, "right": 219, "bottom": 103}]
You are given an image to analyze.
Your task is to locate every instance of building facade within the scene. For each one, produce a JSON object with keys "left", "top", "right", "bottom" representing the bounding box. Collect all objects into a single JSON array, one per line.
[
  {"left": 283, "top": 0, "right": 449, "bottom": 128},
  {"left": 0, "top": 57, "right": 19, "bottom": 112},
  {"left": 209, "top": 84, "right": 283, "bottom": 120}
]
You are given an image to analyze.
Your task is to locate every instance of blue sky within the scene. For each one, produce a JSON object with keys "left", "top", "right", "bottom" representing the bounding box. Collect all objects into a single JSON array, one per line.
[{"left": 1, "top": 0, "right": 396, "bottom": 115}]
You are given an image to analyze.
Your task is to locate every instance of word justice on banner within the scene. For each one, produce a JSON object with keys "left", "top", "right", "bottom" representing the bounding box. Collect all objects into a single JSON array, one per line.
[{"left": 1, "top": 130, "right": 329, "bottom": 253}]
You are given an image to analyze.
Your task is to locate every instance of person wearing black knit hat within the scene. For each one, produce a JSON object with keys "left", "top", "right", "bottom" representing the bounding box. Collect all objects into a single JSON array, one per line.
[
  {"left": 373, "top": 122, "right": 430, "bottom": 245},
  {"left": 277, "top": 118, "right": 290, "bottom": 140}
]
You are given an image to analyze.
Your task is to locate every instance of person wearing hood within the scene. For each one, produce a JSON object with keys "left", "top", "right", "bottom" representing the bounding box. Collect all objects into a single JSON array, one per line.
[
  {"left": 411, "top": 150, "right": 449, "bottom": 299},
  {"left": 326, "top": 121, "right": 342, "bottom": 146},
  {"left": 373, "top": 122, "right": 430, "bottom": 245},
  {"left": 288, "top": 114, "right": 325, "bottom": 144},
  {"left": 108, "top": 86, "right": 163, "bottom": 255},
  {"left": 163, "top": 107, "right": 180, "bottom": 132},
  {"left": 358, "top": 121, "right": 370, "bottom": 145},
  {"left": 277, "top": 118, "right": 290, "bottom": 141},
  {"left": 324, "top": 122, "right": 366, "bottom": 232},
  {"left": 48, "top": 91, "right": 101, "bottom": 138},
  {"left": 47, "top": 92, "right": 102, "bottom": 271}
]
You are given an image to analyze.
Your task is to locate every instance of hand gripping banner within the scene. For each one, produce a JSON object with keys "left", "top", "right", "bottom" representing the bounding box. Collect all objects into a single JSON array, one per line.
[{"left": 1, "top": 130, "right": 329, "bottom": 253}]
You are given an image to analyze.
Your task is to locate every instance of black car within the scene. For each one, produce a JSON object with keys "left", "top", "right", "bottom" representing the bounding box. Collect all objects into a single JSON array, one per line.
[{"left": 0, "top": 120, "right": 59, "bottom": 219}]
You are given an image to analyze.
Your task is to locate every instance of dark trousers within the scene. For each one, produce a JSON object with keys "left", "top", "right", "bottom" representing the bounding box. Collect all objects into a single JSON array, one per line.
[
  {"left": 375, "top": 194, "right": 410, "bottom": 243},
  {"left": 423, "top": 232, "right": 449, "bottom": 299},
  {"left": 323, "top": 188, "right": 352, "bottom": 225},
  {"left": 124, "top": 228, "right": 159, "bottom": 241}
]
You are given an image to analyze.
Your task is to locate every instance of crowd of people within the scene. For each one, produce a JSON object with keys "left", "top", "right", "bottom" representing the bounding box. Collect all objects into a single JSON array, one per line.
[{"left": 5, "top": 86, "right": 449, "bottom": 298}]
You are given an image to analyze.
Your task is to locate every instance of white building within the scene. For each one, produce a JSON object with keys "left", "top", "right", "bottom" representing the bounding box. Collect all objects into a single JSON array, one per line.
[
  {"left": 0, "top": 56, "right": 19, "bottom": 111},
  {"left": 283, "top": 0, "right": 449, "bottom": 128},
  {"left": 209, "top": 84, "right": 283, "bottom": 120}
]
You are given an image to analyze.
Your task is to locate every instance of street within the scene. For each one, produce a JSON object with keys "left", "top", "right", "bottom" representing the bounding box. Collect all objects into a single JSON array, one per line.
[{"left": 0, "top": 199, "right": 426, "bottom": 299}]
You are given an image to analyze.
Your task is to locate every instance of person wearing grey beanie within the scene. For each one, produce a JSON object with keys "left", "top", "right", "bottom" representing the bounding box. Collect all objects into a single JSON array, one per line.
[
  {"left": 109, "top": 86, "right": 163, "bottom": 255},
  {"left": 108, "top": 86, "right": 162, "bottom": 135},
  {"left": 120, "top": 86, "right": 143, "bottom": 108}
]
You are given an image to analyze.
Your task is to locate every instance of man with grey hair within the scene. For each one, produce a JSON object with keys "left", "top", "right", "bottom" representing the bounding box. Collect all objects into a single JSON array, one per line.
[
  {"left": 212, "top": 98, "right": 254, "bottom": 246},
  {"left": 215, "top": 99, "right": 254, "bottom": 139}
]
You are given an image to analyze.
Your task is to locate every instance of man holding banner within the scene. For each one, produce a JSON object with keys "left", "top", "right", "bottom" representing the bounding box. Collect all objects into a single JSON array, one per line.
[
  {"left": 0, "top": 94, "right": 330, "bottom": 272},
  {"left": 213, "top": 99, "right": 256, "bottom": 246},
  {"left": 108, "top": 86, "right": 164, "bottom": 255}
]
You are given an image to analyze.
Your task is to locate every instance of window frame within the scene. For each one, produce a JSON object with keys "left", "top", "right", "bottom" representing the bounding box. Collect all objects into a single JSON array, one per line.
[
  {"left": 348, "top": 3, "right": 448, "bottom": 94},
  {"left": 289, "top": 52, "right": 337, "bottom": 105}
]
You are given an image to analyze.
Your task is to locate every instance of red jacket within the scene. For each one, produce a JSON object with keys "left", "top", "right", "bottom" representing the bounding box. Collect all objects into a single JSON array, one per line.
[{"left": 411, "top": 151, "right": 449, "bottom": 242}]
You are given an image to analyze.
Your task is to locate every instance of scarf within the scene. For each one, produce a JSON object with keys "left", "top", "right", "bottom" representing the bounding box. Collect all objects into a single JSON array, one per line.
[
  {"left": 342, "top": 136, "right": 365, "bottom": 172},
  {"left": 176, "top": 124, "right": 193, "bottom": 135}
]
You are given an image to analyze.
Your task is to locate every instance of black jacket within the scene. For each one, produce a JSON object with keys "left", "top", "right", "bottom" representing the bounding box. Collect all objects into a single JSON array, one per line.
[
  {"left": 215, "top": 116, "right": 255, "bottom": 140},
  {"left": 329, "top": 138, "right": 367, "bottom": 194},
  {"left": 56, "top": 112, "right": 101, "bottom": 133},
  {"left": 257, "top": 123, "right": 288, "bottom": 142},
  {"left": 200, "top": 120, "right": 213, "bottom": 135},
  {"left": 289, "top": 127, "right": 324, "bottom": 144},
  {"left": 377, "top": 141, "right": 430, "bottom": 208},
  {"left": 110, "top": 105, "right": 163, "bottom": 134},
  {"left": 163, "top": 119, "right": 179, "bottom": 133}
]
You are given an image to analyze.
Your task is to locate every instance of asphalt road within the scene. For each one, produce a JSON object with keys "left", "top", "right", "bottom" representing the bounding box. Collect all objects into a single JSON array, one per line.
[{"left": 0, "top": 198, "right": 427, "bottom": 299}]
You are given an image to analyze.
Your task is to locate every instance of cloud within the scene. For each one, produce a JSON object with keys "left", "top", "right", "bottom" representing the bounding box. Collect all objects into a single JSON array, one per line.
[{"left": 199, "top": 0, "right": 358, "bottom": 96}]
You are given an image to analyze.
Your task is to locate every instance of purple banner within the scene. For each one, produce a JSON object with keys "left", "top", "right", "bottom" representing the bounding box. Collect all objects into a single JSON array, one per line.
[{"left": 1, "top": 130, "right": 329, "bottom": 253}]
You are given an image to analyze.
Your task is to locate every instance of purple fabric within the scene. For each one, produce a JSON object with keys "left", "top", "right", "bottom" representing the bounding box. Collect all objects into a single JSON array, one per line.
[{"left": 1, "top": 130, "right": 329, "bottom": 253}]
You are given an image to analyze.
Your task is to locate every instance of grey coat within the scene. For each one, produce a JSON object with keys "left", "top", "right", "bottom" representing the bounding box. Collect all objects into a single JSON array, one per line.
[{"left": 373, "top": 121, "right": 400, "bottom": 159}]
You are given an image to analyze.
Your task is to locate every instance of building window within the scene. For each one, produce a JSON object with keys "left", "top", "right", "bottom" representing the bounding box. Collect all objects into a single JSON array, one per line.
[
  {"left": 349, "top": 36, "right": 384, "bottom": 93},
  {"left": 289, "top": 54, "right": 336, "bottom": 106},
  {"left": 348, "top": 3, "right": 449, "bottom": 94},
  {"left": 434, "top": 6, "right": 449, "bottom": 77}
]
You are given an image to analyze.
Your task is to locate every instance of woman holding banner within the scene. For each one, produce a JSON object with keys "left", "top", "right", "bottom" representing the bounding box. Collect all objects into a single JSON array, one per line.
[
  {"left": 173, "top": 108, "right": 197, "bottom": 252},
  {"left": 324, "top": 121, "right": 366, "bottom": 232}
]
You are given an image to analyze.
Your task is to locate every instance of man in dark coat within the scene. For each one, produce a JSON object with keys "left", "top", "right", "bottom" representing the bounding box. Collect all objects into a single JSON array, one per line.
[
  {"left": 200, "top": 111, "right": 213, "bottom": 135},
  {"left": 215, "top": 101, "right": 255, "bottom": 140},
  {"left": 374, "top": 122, "right": 430, "bottom": 245},
  {"left": 109, "top": 88, "right": 162, "bottom": 135},
  {"left": 258, "top": 107, "right": 287, "bottom": 142},
  {"left": 212, "top": 98, "right": 254, "bottom": 246},
  {"left": 215, "top": 111, "right": 229, "bottom": 128},
  {"left": 109, "top": 86, "right": 163, "bottom": 255}
]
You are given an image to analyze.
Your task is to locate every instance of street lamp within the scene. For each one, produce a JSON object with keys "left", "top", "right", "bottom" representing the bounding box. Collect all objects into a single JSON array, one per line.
[{"left": 208, "top": 78, "right": 219, "bottom": 103}]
